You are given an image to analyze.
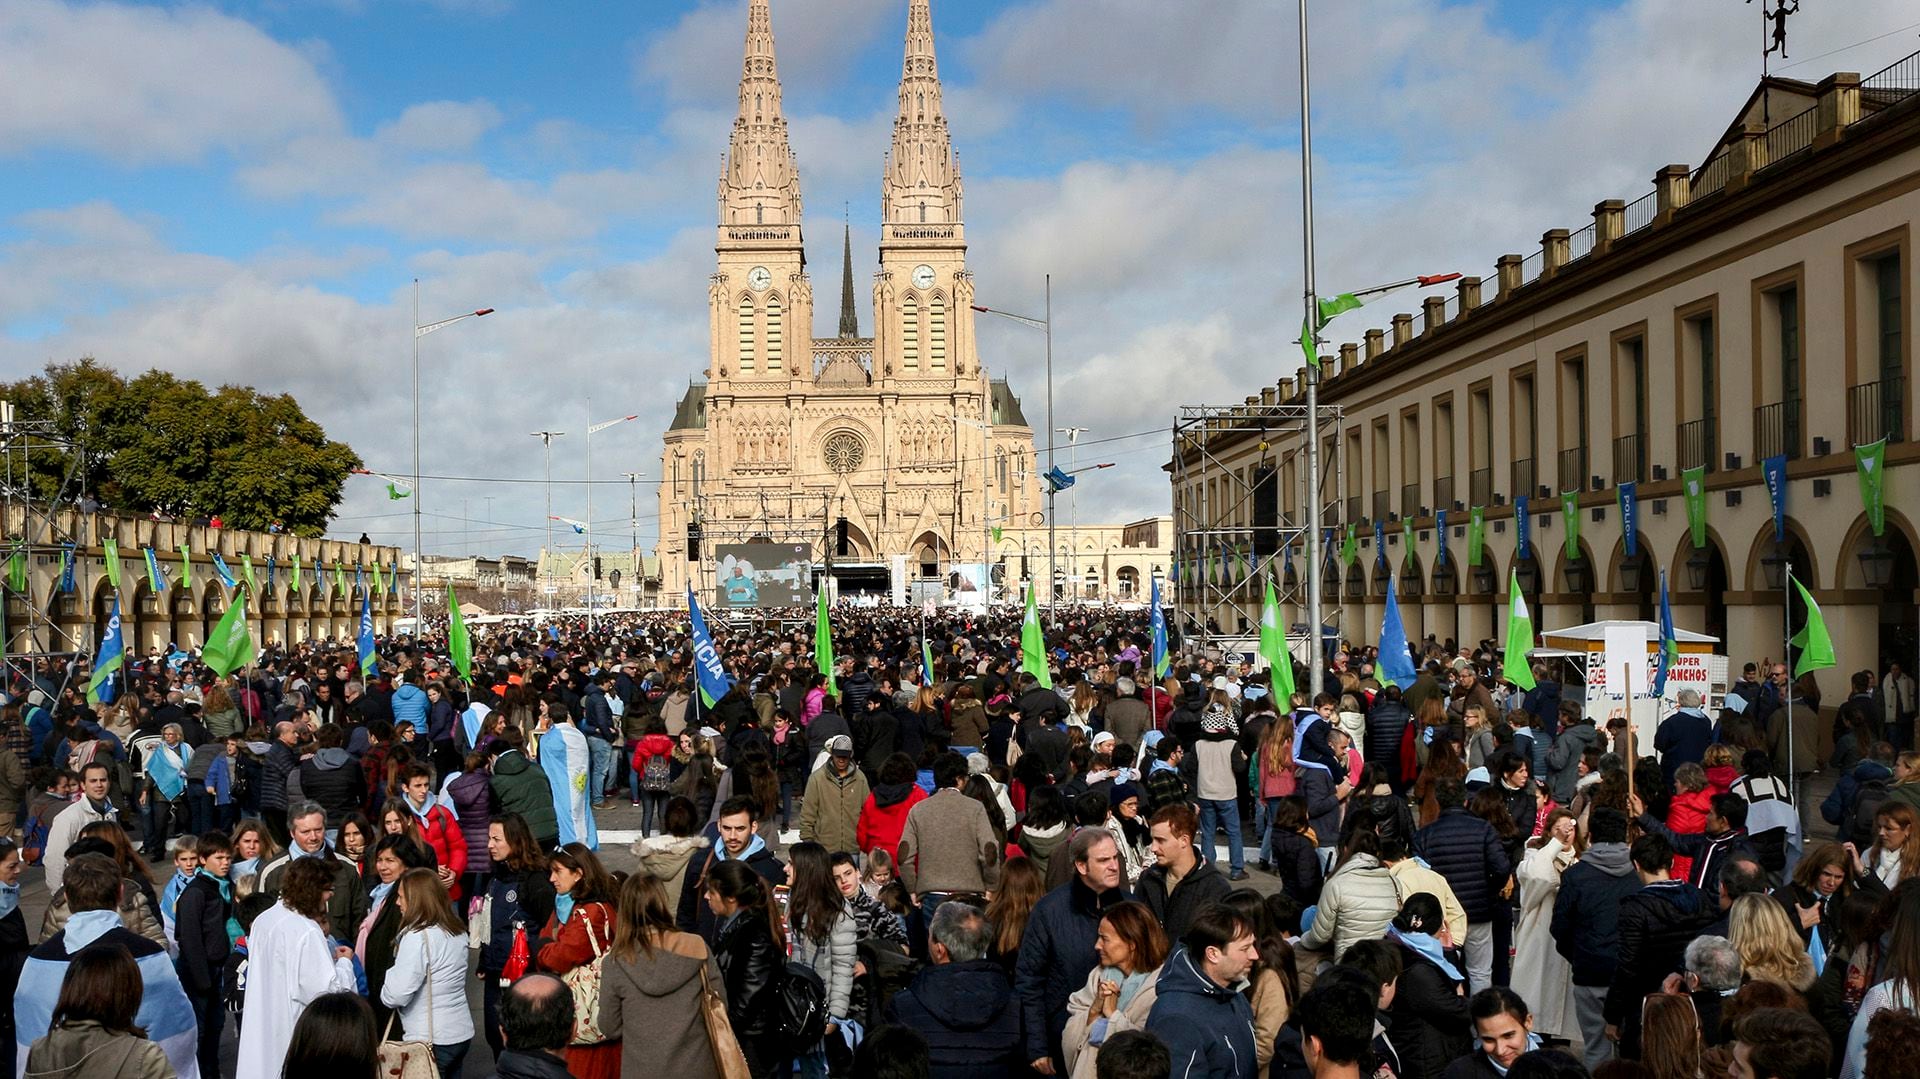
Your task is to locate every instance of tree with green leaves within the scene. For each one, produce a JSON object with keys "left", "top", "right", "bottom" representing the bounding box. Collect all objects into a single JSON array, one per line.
[{"left": 2, "top": 358, "right": 361, "bottom": 536}]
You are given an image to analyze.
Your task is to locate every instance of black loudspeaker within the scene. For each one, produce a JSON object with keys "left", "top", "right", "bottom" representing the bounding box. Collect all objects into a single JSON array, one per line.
[
  {"left": 836, "top": 516, "right": 850, "bottom": 557},
  {"left": 687, "top": 523, "right": 702, "bottom": 561},
  {"left": 1252, "top": 465, "right": 1279, "bottom": 556}
]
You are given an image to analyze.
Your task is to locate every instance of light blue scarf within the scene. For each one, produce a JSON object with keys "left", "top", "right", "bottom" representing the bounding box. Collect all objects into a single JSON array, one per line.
[
  {"left": 554, "top": 891, "right": 575, "bottom": 926},
  {"left": 1390, "top": 927, "right": 1465, "bottom": 983},
  {"left": 1099, "top": 966, "right": 1153, "bottom": 1013},
  {"left": 370, "top": 880, "right": 396, "bottom": 908},
  {"left": 0, "top": 881, "right": 18, "bottom": 920}
]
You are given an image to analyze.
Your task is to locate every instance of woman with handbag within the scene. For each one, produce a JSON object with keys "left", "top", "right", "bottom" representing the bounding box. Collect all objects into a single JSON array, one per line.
[
  {"left": 380, "top": 867, "right": 475, "bottom": 1079},
  {"left": 479, "top": 814, "right": 556, "bottom": 1059},
  {"left": 357, "top": 833, "right": 436, "bottom": 1031},
  {"left": 536, "top": 842, "right": 620, "bottom": 1079},
  {"left": 705, "top": 859, "right": 788, "bottom": 1079},
  {"left": 784, "top": 841, "right": 858, "bottom": 1079},
  {"left": 600, "top": 872, "right": 741, "bottom": 1078}
]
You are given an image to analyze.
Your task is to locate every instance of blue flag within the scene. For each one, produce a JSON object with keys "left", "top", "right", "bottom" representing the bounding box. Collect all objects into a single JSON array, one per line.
[
  {"left": 357, "top": 591, "right": 377, "bottom": 678},
  {"left": 1044, "top": 466, "right": 1076, "bottom": 493},
  {"left": 1618, "top": 482, "right": 1639, "bottom": 557},
  {"left": 354, "top": 564, "right": 365, "bottom": 597},
  {"left": 86, "top": 597, "right": 125, "bottom": 705},
  {"left": 1374, "top": 519, "right": 1387, "bottom": 568},
  {"left": 1653, "top": 570, "right": 1678, "bottom": 698},
  {"left": 686, "top": 586, "right": 736, "bottom": 708},
  {"left": 143, "top": 546, "right": 167, "bottom": 592},
  {"left": 1515, "top": 496, "right": 1532, "bottom": 560},
  {"left": 1377, "top": 575, "right": 1418, "bottom": 688},
  {"left": 1762, "top": 454, "right": 1788, "bottom": 543},
  {"left": 210, "top": 552, "right": 238, "bottom": 588},
  {"left": 59, "top": 544, "right": 76, "bottom": 593},
  {"left": 1435, "top": 510, "right": 1448, "bottom": 563},
  {"left": 547, "top": 624, "right": 561, "bottom": 642},
  {"left": 1150, "top": 577, "right": 1170, "bottom": 679}
]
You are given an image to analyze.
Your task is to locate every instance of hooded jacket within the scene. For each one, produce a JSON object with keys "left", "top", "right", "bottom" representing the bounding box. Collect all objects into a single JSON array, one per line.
[
  {"left": 297, "top": 747, "right": 364, "bottom": 828},
  {"left": 1824, "top": 759, "right": 1893, "bottom": 848},
  {"left": 675, "top": 833, "right": 786, "bottom": 942},
  {"left": 634, "top": 834, "right": 708, "bottom": 914},
  {"left": 489, "top": 749, "right": 558, "bottom": 842},
  {"left": 598, "top": 930, "right": 724, "bottom": 1079},
  {"left": 887, "top": 958, "right": 1022, "bottom": 1078},
  {"left": 447, "top": 769, "right": 494, "bottom": 875},
  {"left": 857, "top": 781, "right": 927, "bottom": 862},
  {"left": 1604, "top": 880, "right": 1716, "bottom": 1035},
  {"left": 1549, "top": 841, "right": 1641, "bottom": 986},
  {"left": 798, "top": 759, "right": 869, "bottom": 855},
  {"left": 1546, "top": 721, "right": 1600, "bottom": 804},
  {"left": 1145, "top": 945, "right": 1258, "bottom": 1079},
  {"left": 390, "top": 683, "right": 428, "bottom": 737}
]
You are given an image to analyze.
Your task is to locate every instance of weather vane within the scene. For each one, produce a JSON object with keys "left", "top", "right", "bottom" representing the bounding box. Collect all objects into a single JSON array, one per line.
[{"left": 1748, "top": 0, "right": 1799, "bottom": 67}]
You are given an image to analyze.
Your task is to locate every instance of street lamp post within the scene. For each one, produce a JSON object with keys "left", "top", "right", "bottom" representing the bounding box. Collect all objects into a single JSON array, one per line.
[
  {"left": 412, "top": 280, "right": 493, "bottom": 633},
  {"left": 584, "top": 413, "right": 638, "bottom": 632},
  {"left": 972, "top": 276, "right": 1054, "bottom": 613},
  {"left": 530, "top": 431, "right": 566, "bottom": 604},
  {"left": 624, "top": 471, "right": 644, "bottom": 597},
  {"left": 1057, "top": 426, "right": 1086, "bottom": 601}
]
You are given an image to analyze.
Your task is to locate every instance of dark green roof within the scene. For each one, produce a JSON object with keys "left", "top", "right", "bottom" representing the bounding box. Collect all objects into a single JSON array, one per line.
[
  {"left": 669, "top": 383, "right": 707, "bottom": 430},
  {"left": 990, "top": 379, "right": 1028, "bottom": 427}
]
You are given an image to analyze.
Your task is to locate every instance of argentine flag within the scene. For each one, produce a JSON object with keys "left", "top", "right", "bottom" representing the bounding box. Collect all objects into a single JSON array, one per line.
[
  {"left": 14, "top": 913, "right": 202, "bottom": 1078},
  {"left": 87, "top": 597, "right": 126, "bottom": 705},
  {"left": 540, "top": 721, "right": 599, "bottom": 850}
]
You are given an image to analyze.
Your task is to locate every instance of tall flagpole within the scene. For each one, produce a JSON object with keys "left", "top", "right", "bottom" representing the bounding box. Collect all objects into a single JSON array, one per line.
[
  {"left": 1785, "top": 561, "right": 1797, "bottom": 806},
  {"left": 1299, "top": 0, "right": 1327, "bottom": 699}
]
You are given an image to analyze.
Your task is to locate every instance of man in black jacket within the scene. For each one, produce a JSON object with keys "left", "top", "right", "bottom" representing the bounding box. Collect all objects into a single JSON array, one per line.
[
  {"left": 175, "top": 832, "right": 234, "bottom": 1079},
  {"left": 1632, "top": 791, "right": 1757, "bottom": 899},
  {"left": 886, "top": 901, "right": 1019, "bottom": 1078},
  {"left": 1604, "top": 833, "right": 1717, "bottom": 1058},
  {"left": 1413, "top": 777, "right": 1510, "bottom": 994},
  {"left": 579, "top": 672, "right": 618, "bottom": 807},
  {"left": 1365, "top": 686, "right": 1412, "bottom": 789},
  {"left": 1137, "top": 803, "right": 1230, "bottom": 942},
  {"left": 1550, "top": 808, "right": 1641, "bottom": 1071},
  {"left": 295, "top": 723, "right": 363, "bottom": 833},
  {"left": 1016, "top": 826, "right": 1131, "bottom": 1074},
  {"left": 675, "top": 795, "right": 786, "bottom": 942}
]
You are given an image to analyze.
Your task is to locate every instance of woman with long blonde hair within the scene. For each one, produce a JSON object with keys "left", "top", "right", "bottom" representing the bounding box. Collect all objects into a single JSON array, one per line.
[{"left": 1730, "top": 892, "right": 1817, "bottom": 992}]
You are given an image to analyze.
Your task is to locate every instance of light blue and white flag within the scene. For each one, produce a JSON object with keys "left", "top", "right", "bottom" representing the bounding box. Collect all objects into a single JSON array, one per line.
[
  {"left": 539, "top": 721, "right": 599, "bottom": 849},
  {"left": 13, "top": 910, "right": 203, "bottom": 1078},
  {"left": 210, "top": 552, "right": 238, "bottom": 589},
  {"left": 687, "top": 586, "right": 736, "bottom": 707},
  {"left": 87, "top": 597, "right": 125, "bottom": 705},
  {"left": 1149, "top": 577, "right": 1170, "bottom": 680}
]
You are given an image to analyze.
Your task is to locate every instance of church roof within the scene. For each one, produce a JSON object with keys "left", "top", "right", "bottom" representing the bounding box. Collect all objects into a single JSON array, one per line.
[
  {"left": 990, "top": 378, "right": 1028, "bottom": 428},
  {"left": 670, "top": 383, "right": 707, "bottom": 430}
]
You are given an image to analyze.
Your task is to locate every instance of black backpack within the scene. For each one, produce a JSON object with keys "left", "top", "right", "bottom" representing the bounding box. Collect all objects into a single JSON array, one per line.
[
  {"left": 1852, "top": 780, "right": 1892, "bottom": 849},
  {"left": 775, "top": 958, "right": 828, "bottom": 1053}
]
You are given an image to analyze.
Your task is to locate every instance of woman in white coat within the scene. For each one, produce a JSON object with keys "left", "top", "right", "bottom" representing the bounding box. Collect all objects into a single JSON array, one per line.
[
  {"left": 1509, "top": 807, "right": 1580, "bottom": 1044},
  {"left": 380, "top": 868, "right": 476, "bottom": 1079},
  {"left": 235, "top": 857, "right": 358, "bottom": 1079},
  {"left": 1061, "top": 902, "right": 1170, "bottom": 1079}
]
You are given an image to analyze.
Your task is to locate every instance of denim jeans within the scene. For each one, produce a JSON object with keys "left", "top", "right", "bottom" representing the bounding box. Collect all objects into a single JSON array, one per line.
[
  {"left": 639, "top": 791, "right": 669, "bottom": 836},
  {"left": 1259, "top": 797, "right": 1283, "bottom": 865},
  {"left": 185, "top": 788, "right": 213, "bottom": 836},
  {"left": 586, "top": 736, "right": 612, "bottom": 802},
  {"left": 1197, "top": 798, "right": 1244, "bottom": 874},
  {"left": 433, "top": 1039, "right": 470, "bottom": 1079}
]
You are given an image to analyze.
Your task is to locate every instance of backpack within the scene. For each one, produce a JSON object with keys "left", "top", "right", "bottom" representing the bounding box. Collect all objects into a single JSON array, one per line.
[
  {"left": 21, "top": 810, "right": 50, "bottom": 865},
  {"left": 1851, "top": 779, "right": 1892, "bottom": 850},
  {"left": 775, "top": 958, "right": 828, "bottom": 1053},
  {"left": 642, "top": 752, "right": 672, "bottom": 793}
]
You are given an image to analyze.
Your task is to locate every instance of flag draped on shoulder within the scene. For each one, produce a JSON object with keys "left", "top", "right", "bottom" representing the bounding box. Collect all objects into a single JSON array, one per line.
[
  {"left": 1502, "top": 568, "right": 1536, "bottom": 691},
  {"left": 447, "top": 584, "right": 472, "bottom": 681},
  {"left": 539, "top": 721, "right": 598, "bottom": 850},
  {"left": 1021, "top": 582, "right": 1052, "bottom": 689},
  {"left": 687, "top": 586, "right": 735, "bottom": 708},
  {"left": 87, "top": 597, "right": 125, "bottom": 705}
]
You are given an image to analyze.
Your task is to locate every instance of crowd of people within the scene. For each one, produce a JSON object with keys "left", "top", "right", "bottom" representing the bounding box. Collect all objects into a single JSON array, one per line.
[{"left": 2, "top": 603, "right": 1920, "bottom": 1079}]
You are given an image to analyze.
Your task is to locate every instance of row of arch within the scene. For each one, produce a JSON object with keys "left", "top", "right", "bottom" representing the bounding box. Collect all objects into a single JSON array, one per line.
[{"left": 90, "top": 578, "right": 401, "bottom": 650}]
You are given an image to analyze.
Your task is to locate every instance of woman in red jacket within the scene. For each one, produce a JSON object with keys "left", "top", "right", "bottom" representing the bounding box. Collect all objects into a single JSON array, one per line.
[
  {"left": 538, "top": 843, "right": 620, "bottom": 1079},
  {"left": 855, "top": 753, "right": 927, "bottom": 863},
  {"left": 629, "top": 718, "right": 678, "bottom": 836},
  {"left": 399, "top": 763, "right": 468, "bottom": 900}
]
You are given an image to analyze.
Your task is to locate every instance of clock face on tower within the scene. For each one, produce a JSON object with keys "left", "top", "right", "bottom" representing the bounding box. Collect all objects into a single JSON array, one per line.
[
  {"left": 911, "top": 264, "right": 935, "bottom": 290},
  {"left": 747, "top": 266, "right": 772, "bottom": 292}
]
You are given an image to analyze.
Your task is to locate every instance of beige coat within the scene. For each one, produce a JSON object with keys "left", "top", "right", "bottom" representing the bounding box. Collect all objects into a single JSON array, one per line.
[
  {"left": 1385, "top": 859, "right": 1468, "bottom": 944},
  {"left": 24, "top": 1021, "right": 174, "bottom": 1079},
  {"left": 634, "top": 834, "right": 709, "bottom": 914},
  {"left": 1510, "top": 838, "right": 1578, "bottom": 1040},
  {"left": 1061, "top": 966, "right": 1160, "bottom": 1079},
  {"left": 41, "top": 881, "right": 166, "bottom": 948}
]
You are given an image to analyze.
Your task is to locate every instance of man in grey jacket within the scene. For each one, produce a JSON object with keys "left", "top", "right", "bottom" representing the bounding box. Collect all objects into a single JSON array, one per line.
[{"left": 1546, "top": 699, "right": 1600, "bottom": 804}]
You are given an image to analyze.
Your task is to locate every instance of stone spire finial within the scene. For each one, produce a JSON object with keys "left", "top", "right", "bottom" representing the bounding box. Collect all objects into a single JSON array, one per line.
[
  {"left": 881, "top": 0, "right": 961, "bottom": 229},
  {"left": 839, "top": 211, "right": 859, "bottom": 338},
  {"left": 718, "top": 0, "right": 802, "bottom": 230}
]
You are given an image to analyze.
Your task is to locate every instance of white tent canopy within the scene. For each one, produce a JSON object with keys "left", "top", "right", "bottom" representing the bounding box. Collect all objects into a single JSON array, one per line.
[{"left": 1539, "top": 620, "right": 1720, "bottom": 645}]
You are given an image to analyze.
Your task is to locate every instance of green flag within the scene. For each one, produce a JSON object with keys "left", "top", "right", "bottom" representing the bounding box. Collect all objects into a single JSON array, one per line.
[
  {"left": 387, "top": 483, "right": 410, "bottom": 500},
  {"left": 201, "top": 596, "right": 255, "bottom": 677},
  {"left": 372, "top": 560, "right": 385, "bottom": 596},
  {"left": 176, "top": 544, "right": 192, "bottom": 590},
  {"left": 1561, "top": 490, "right": 1581, "bottom": 561},
  {"left": 5, "top": 545, "right": 24, "bottom": 593},
  {"left": 239, "top": 552, "right": 257, "bottom": 594},
  {"left": 290, "top": 553, "right": 301, "bottom": 590},
  {"left": 991, "top": 525, "right": 1003, "bottom": 545},
  {"left": 1502, "top": 568, "right": 1537, "bottom": 691},
  {"left": 1301, "top": 292, "right": 1366, "bottom": 368},
  {"left": 1260, "top": 575, "right": 1295, "bottom": 705},
  {"left": 103, "top": 537, "right": 122, "bottom": 590},
  {"left": 1021, "top": 581, "right": 1052, "bottom": 689},
  {"left": 447, "top": 582, "right": 472, "bottom": 681},
  {"left": 1857, "top": 438, "right": 1887, "bottom": 538},
  {"left": 814, "top": 588, "right": 837, "bottom": 696},
  {"left": 1401, "top": 520, "right": 1415, "bottom": 570},
  {"left": 1341, "top": 524, "right": 1358, "bottom": 567},
  {"left": 334, "top": 560, "right": 347, "bottom": 598},
  {"left": 1789, "top": 576, "right": 1836, "bottom": 679},
  {"left": 1682, "top": 465, "right": 1708, "bottom": 549},
  {"left": 1468, "top": 507, "right": 1485, "bottom": 567}
]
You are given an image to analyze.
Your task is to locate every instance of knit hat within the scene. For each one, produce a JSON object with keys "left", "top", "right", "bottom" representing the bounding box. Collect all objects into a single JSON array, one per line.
[{"left": 1110, "top": 782, "right": 1143, "bottom": 808}]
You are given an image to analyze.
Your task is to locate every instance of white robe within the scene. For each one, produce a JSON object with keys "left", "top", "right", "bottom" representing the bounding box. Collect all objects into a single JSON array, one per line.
[
  {"left": 1510, "top": 838, "right": 1578, "bottom": 1040},
  {"left": 235, "top": 901, "right": 357, "bottom": 1079}
]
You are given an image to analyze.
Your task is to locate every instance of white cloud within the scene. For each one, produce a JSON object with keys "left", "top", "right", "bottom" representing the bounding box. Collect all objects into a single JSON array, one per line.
[
  {"left": 374, "top": 100, "right": 505, "bottom": 154},
  {"left": 0, "top": 0, "right": 341, "bottom": 165}
]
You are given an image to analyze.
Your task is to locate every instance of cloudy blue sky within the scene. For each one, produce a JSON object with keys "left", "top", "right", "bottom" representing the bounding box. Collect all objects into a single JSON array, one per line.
[{"left": 1, "top": 0, "right": 1913, "bottom": 558}]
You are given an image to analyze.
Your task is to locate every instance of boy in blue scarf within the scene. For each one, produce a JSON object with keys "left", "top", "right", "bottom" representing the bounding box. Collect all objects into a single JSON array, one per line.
[{"left": 159, "top": 838, "right": 200, "bottom": 951}]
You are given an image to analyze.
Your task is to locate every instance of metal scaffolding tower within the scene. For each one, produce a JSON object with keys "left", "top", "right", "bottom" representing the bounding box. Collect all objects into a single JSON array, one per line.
[{"left": 1, "top": 399, "right": 92, "bottom": 684}]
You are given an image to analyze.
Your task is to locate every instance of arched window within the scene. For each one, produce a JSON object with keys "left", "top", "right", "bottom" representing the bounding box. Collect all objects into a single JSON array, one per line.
[
  {"left": 766, "top": 295, "right": 783, "bottom": 372},
  {"left": 997, "top": 450, "right": 1009, "bottom": 493},
  {"left": 930, "top": 294, "right": 947, "bottom": 370},
  {"left": 902, "top": 295, "right": 920, "bottom": 370},
  {"left": 693, "top": 453, "right": 705, "bottom": 498},
  {"left": 737, "top": 296, "right": 755, "bottom": 372}
]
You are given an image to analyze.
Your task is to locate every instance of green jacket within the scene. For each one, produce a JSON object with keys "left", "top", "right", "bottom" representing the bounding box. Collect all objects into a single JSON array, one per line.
[
  {"left": 490, "top": 749, "right": 558, "bottom": 842},
  {"left": 799, "top": 763, "right": 868, "bottom": 854}
]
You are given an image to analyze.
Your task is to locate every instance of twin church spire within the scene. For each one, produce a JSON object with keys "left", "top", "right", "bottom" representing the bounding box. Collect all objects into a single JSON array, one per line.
[{"left": 718, "top": 0, "right": 801, "bottom": 230}]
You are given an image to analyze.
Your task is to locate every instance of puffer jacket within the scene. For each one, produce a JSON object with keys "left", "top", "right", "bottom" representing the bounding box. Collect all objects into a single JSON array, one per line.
[
  {"left": 856, "top": 781, "right": 927, "bottom": 863},
  {"left": 391, "top": 683, "right": 428, "bottom": 736},
  {"left": 1414, "top": 806, "right": 1512, "bottom": 922},
  {"left": 1389, "top": 941, "right": 1472, "bottom": 1079},
  {"left": 479, "top": 863, "right": 556, "bottom": 976},
  {"left": 1603, "top": 880, "right": 1716, "bottom": 1040},
  {"left": 1299, "top": 852, "right": 1399, "bottom": 960},
  {"left": 257, "top": 740, "right": 297, "bottom": 811},
  {"left": 1549, "top": 841, "right": 1641, "bottom": 986},
  {"left": 447, "top": 769, "right": 494, "bottom": 875},
  {"left": 489, "top": 749, "right": 557, "bottom": 842},
  {"left": 1145, "top": 945, "right": 1258, "bottom": 1079},
  {"left": 1545, "top": 721, "right": 1599, "bottom": 804},
  {"left": 1365, "top": 701, "right": 1412, "bottom": 779},
  {"left": 886, "top": 958, "right": 1021, "bottom": 1078},
  {"left": 789, "top": 906, "right": 858, "bottom": 1022},
  {"left": 948, "top": 701, "right": 989, "bottom": 751},
  {"left": 298, "top": 747, "right": 365, "bottom": 828},
  {"left": 40, "top": 880, "right": 167, "bottom": 948}
]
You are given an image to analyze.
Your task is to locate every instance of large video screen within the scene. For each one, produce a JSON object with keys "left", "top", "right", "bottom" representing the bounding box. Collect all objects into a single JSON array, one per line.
[{"left": 713, "top": 543, "right": 816, "bottom": 608}]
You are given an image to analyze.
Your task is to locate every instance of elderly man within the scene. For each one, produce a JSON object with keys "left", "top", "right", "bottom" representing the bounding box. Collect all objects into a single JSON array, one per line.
[
  {"left": 1017, "top": 827, "right": 1132, "bottom": 1074},
  {"left": 1655, "top": 689, "right": 1714, "bottom": 786},
  {"left": 258, "top": 800, "right": 369, "bottom": 935},
  {"left": 887, "top": 902, "right": 1020, "bottom": 1077},
  {"left": 257, "top": 719, "right": 302, "bottom": 847}
]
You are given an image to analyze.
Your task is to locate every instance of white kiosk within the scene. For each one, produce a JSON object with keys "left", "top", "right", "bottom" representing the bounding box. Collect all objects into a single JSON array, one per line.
[{"left": 1531, "top": 620, "right": 1729, "bottom": 754}]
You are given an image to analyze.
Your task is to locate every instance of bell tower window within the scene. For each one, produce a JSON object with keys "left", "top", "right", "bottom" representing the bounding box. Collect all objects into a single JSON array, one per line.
[
  {"left": 930, "top": 294, "right": 947, "bottom": 370},
  {"left": 737, "top": 297, "right": 755, "bottom": 372},
  {"left": 766, "top": 296, "right": 783, "bottom": 372},
  {"left": 902, "top": 296, "right": 920, "bottom": 370}
]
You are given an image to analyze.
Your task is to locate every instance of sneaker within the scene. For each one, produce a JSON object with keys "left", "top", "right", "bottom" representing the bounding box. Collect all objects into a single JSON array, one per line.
[{"left": 1229, "top": 869, "right": 1251, "bottom": 882}]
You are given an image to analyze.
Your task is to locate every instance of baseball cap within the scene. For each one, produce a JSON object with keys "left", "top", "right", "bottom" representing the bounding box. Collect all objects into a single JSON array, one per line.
[{"left": 827, "top": 734, "right": 854, "bottom": 757}]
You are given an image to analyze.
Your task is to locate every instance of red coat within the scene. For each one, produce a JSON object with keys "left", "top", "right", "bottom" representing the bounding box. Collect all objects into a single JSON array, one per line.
[
  {"left": 537, "top": 899, "right": 614, "bottom": 976},
  {"left": 856, "top": 785, "right": 927, "bottom": 862},
  {"left": 629, "top": 733, "right": 675, "bottom": 771},
  {"left": 1668, "top": 789, "right": 1714, "bottom": 882},
  {"left": 1705, "top": 765, "right": 1737, "bottom": 796},
  {"left": 417, "top": 803, "right": 469, "bottom": 900}
]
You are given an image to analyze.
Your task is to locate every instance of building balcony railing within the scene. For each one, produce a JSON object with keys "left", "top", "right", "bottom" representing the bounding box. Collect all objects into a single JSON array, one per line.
[
  {"left": 1401, "top": 482, "right": 1422, "bottom": 519},
  {"left": 1372, "top": 490, "right": 1391, "bottom": 522},
  {"left": 1433, "top": 474, "right": 1456, "bottom": 510},
  {"left": 1345, "top": 495, "right": 1362, "bottom": 525},
  {"left": 1677, "top": 417, "right": 1717, "bottom": 474},
  {"left": 1469, "top": 467, "right": 1492, "bottom": 506},
  {"left": 1511, "top": 457, "right": 1537, "bottom": 501},
  {"left": 1753, "top": 398, "right": 1802, "bottom": 462},
  {"left": 1849, "top": 375, "right": 1907, "bottom": 446},
  {"left": 1613, "top": 432, "right": 1647, "bottom": 485},
  {"left": 1557, "top": 446, "right": 1588, "bottom": 493}
]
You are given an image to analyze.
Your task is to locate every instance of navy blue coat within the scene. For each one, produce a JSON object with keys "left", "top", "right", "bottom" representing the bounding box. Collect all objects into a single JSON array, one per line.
[
  {"left": 1549, "top": 843, "right": 1643, "bottom": 986},
  {"left": 1014, "top": 877, "right": 1131, "bottom": 1066},
  {"left": 886, "top": 958, "right": 1021, "bottom": 1079},
  {"left": 1146, "top": 946, "right": 1258, "bottom": 1079},
  {"left": 1653, "top": 709, "right": 1713, "bottom": 785},
  {"left": 1413, "top": 807, "right": 1511, "bottom": 922}
]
